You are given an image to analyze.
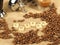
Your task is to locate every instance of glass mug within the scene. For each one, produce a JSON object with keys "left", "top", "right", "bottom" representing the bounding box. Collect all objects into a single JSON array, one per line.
[{"left": 37, "top": 0, "right": 51, "bottom": 7}]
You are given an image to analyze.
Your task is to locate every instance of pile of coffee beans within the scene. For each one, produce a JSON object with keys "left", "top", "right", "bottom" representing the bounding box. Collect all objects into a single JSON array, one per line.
[
  {"left": 0, "top": 18, "right": 9, "bottom": 30},
  {"left": 0, "top": 30, "right": 12, "bottom": 39},
  {"left": 23, "top": 3, "right": 57, "bottom": 19},
  {"left": 40, "top": 4, "right": 60, "bottom": 45},
  {"left": 0, "top": 18, "right": 12, "bottom": 39},
  {"left": 23, "top": 3, "right": 60, "bottom": 45},
  {"left": 13, "top": 30, "right": 42, "bottom": 45}
]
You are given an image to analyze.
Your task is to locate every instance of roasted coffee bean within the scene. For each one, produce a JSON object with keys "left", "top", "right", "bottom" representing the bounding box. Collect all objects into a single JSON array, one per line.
[
  {"left": 23, "top": 14, "right": 31, "bottom": 18},
  {"left": 18, "top": 19, "right": 25, "bottom": 22}
]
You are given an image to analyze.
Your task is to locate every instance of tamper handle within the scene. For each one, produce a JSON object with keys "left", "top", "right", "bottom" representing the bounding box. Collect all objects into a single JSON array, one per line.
[{"left": 0, "top": 0, "right": 3, "bottom": 10}]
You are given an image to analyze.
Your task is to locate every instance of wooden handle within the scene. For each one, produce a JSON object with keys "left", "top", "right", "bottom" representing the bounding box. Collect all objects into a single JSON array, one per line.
[{"left": 0, "top": 0, "right": 3, "bottom": 10}]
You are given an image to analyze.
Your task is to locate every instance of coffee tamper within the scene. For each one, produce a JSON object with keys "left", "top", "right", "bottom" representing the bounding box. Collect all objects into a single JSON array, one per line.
[{"left": 9, "top": 0, "right": 19, "bottom": 11}]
